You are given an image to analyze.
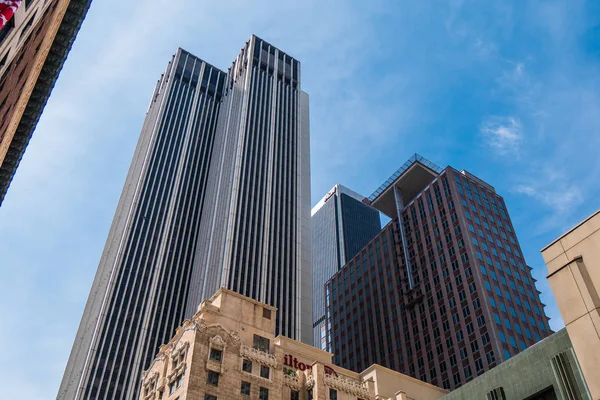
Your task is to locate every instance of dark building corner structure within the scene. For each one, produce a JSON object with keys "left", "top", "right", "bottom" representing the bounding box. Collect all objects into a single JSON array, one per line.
[
  {"left": 0, "top": 0, "right": 93, "bottom": 205},
  {"left": 311, "top": 184, "right": 381, "bottom": 349}
]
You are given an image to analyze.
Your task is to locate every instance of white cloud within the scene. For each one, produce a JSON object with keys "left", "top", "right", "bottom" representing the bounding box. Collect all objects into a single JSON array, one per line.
[
  {"left": 480, "top": 116, "right": 523, "bottom": 156},
  {"left": 515, "top": 183, "right": 584, "bottom": 215},
  {"left": 513, "top": 164, "right": 586, "bottom": 235}
]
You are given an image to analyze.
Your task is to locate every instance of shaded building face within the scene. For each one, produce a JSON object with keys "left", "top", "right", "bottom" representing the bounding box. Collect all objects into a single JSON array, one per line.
[
  {"left": 311, "top": 185, "right": 381, "bottom": 349},
  {"left": 0, "top": 0, "right": 92, "bottom": 204},
  {"left": 326, "top": 156, "right": 550, "bottom": 390}
]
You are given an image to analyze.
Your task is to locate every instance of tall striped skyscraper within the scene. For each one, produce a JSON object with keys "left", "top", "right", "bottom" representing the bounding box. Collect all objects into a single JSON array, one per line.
[{"left": 58, "top": 35, "right": 312, "bottom": 400}]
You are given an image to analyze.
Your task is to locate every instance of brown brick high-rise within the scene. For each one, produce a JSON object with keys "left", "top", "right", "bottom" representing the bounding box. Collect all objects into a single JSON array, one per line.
[
  {"left": 325, "top": 154, "right": 551, "bottom": 390},
  {"left": 0, "top": 0, "right": 91, "bottom": 204}
]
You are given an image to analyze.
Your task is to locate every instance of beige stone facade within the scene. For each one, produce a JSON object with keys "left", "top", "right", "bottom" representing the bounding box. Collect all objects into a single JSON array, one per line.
[
  {"left": 542, "top": 210, "right": 600, "bottom": 400},
  {"left": 139, "top": 289, "right": 447, "bottom": 400}
]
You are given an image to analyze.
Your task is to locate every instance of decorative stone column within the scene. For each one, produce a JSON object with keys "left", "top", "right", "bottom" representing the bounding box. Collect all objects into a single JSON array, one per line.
[
  {"left": 311, "top": 363, "right": 327, "bottom": 400},
  {"left": 395, "top": 390, "right": 407, "bottom": 400},
  {"left": 364, "top": 377, "right": 375, "bottom": 398}
]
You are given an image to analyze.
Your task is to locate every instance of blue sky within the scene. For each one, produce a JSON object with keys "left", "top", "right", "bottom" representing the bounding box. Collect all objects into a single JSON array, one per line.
[{"left": 0, "top": 0, "right": 599, "bottom": 397}]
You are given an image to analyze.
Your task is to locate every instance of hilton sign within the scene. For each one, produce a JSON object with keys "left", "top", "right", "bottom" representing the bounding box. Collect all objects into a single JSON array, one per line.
[{"left": 284, "top": 354, "right": 337, "bottom": 376}]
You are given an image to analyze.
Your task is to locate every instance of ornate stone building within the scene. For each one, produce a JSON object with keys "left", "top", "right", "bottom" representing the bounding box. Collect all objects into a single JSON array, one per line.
[{"left": 139, "top": 289, "right": 447, "bottom": 400}]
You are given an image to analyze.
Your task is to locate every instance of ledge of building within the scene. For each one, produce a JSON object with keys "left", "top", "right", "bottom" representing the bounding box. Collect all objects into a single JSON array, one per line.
[{"left": 0, "top": 0, "right": 93, "bottom": 204}]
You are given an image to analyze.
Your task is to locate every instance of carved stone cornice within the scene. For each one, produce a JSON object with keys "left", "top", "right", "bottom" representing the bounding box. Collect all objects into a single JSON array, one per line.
[
  {"left": 283, "top": 373, "right": 301, "bottom": 391},
  {"left": 239, "top": 345, "right": 278, "bottom": 368},
  {"left": 210, "top": 334, "right": 226, "bottom": 350},
  {"left": 324, "top": 374, "right": 372, "bottom": 399}
]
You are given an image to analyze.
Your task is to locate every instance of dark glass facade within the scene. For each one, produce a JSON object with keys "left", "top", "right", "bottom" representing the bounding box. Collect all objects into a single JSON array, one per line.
[
  {"left": 326, "top": 161, "right": 550, "bottom": 391},
  {"left": 59, "top": 36, "right": 311, "bottom": 400},
  {"left": 312, "top": 185, "right": 381, "bottom": 350}
]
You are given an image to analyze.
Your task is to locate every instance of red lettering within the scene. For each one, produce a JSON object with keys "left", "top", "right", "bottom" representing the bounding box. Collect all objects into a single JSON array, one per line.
[{"left": 283, "top": 354, "right": 337, "bottom": 376}]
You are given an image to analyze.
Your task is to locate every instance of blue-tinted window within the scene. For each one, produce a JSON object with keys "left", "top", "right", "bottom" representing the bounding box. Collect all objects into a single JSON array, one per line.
[
  {"left": 515, "top": 324, "right": 522, "bottom": 334},
  {"left": 504, "top": 319, "right": 511, "bottom": 330},
  {"left": 484, "top": 281, "right": 492, "bottom": 291},
  {"left": 495, "top": 286, "right": 502, "bottom": 296},
  {"left": 538, "top": 321, "right": 546, "bottom": 331},
  {"left": 499, "top": 302, "right": 507, "bottom": 313},
  {"left": 489, "top": 297, "right": 496, "bottom": 308},
  {"left": 519, "top": 341, "right": 526, "bottom": 351},
  {"left": 493, "top": 313, "right": 501, "bottom": 325},
  {"left": 480, "top": 265, "right": 487, "bottom": 275},
  {"left": 515, "top": 297, "right": 521, "bottom": 306},
  {"left": 498, "top": 331, "right": 506, "bottom": 343},
  {"left": 525, "top": 329, "right": 532, "bottom": 339},
  {"left": 509, "top": 336, "right": 517, "bottom": 348},
  {"left": 504, "top": 349, "right": 511, "bottom": 360},
  {"left": 509, "top": 307, "right": 517, "bottom": 317}
]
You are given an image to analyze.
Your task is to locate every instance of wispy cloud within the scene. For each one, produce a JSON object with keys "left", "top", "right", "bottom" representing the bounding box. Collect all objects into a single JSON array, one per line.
[
  {"left": 480, "top": 116, "right": 523, "bottom": 156},
  {"left": 514, "top": 172, "right": 585, "bottom": 236},
  {"left": 516, "top": 183, "right": 584, "bottom": 216}
]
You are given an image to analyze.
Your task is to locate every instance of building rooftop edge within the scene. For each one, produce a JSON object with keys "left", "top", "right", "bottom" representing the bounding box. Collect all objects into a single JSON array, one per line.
[
  {"left": 209, "top": 288, "right": 278, "bottom": 311},
  {"left": 541, "top": 209, "right": 600, "bottom": 252},
  {"left": 368, "top": 153, "right": 444, "bottom": 203},
  {"left": 360, "top": 363, "right": 449, "bottom": 393},
  {"left": 311, "top": 184, "right": 371, "bottom": 216}
]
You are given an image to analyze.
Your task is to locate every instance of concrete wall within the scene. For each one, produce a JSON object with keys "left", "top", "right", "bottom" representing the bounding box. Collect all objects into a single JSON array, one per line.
[
  {"left": 542, "top": 210, "right": 600, "bottom": 400},
  {"left": 441, "top": 330, "right": 590, "bottom": 400}
]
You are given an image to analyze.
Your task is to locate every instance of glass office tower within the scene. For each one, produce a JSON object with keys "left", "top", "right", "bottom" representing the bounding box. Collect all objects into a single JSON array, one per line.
[
  {"left": 311, "top": 184, "right": 381, "bottom": 349},
  {"left": 58, "top": 35, "right": 311, "bottom": 400}
]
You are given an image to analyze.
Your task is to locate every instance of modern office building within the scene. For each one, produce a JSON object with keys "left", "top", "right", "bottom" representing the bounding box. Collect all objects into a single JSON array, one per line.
[
  {"left": 59, "top": 36, "right": 311, "bottom": 400},
  {"left": 312, "top": 184, "right": 381, "bottom": 349},
  {"left": 0, "top": 0, "right": 92, "bottom": 204},
  {"left": 542, "top": 210, "right": 600, "bottom": 400},
  {"left": 326, "top": 154, "right": 551, "bottom": 390},
  {"left": 441, "top": 329, "right": 591, "bottom": 400},
  {"left": 138, "top": 288, "right": 448, "bottom": 400}
]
